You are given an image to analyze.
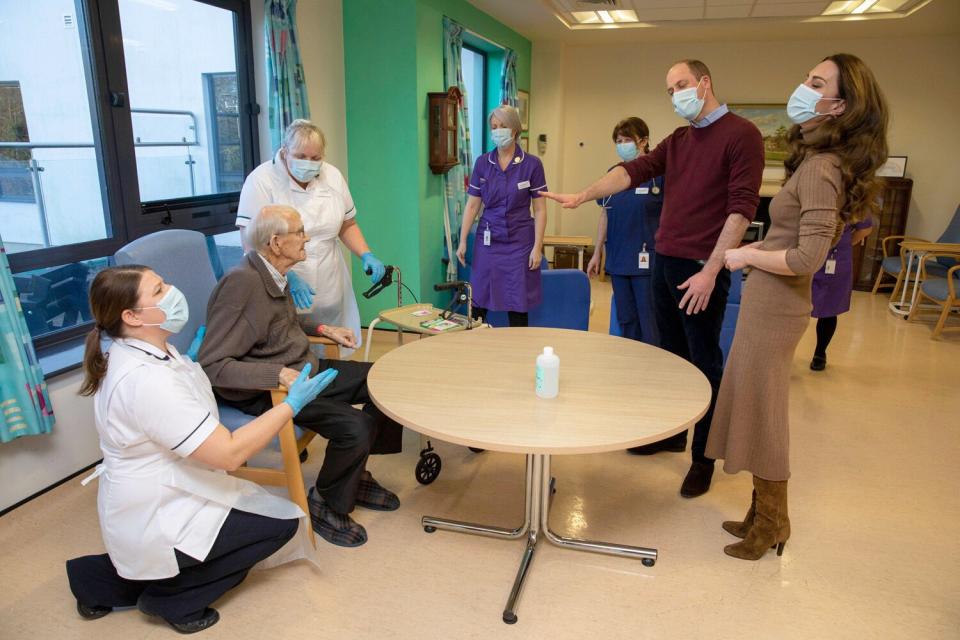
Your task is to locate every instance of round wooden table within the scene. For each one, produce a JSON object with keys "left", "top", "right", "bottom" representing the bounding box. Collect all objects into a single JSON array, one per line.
[{"left": 368, "top": 327, "right": 711, "bottom": 624}]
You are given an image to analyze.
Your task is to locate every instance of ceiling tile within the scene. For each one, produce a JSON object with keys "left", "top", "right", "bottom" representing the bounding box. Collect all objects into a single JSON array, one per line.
[
  {"left": 706, "top": 5, "right": 753, "bottom": 18},
  {"left": 752, "top": 2, "right": 832, "bottom": 17}
]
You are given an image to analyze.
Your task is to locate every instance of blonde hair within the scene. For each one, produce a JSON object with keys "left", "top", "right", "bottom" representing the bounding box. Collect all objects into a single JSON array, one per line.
[
  {"left": 282, "top": 119, "right": 326, "bottom": 155},
  {"left": 489, "top": 105, "right": 522, "bottom": 142}
]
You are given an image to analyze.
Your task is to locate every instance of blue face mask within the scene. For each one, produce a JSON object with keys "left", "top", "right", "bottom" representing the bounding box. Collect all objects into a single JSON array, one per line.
[
  {"left": 616, "top": 141, "right": 640, "bottom": 162},
  {"left": 491, "top": 128, "right": 514, "bottom": 149},
  {"left": 671, "top": 78, "right": 705, "bottom": 122},
  {"left": 787, "top": 83, "right": 842, "bottom": 125},
  {"left": 288, "top": 157, "right": 322, "bottom": 182},
  {"left": 138, "top": 285, "right": 189, "bottom": 334}
]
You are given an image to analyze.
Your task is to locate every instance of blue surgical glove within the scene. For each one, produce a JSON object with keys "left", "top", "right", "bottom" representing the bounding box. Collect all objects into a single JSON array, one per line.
[
  {"left": 186, "top": 325, "right": 205, "bottom": 361},
  {"left": 361, "top": 252, "right": 385, "bottom": 284},
  {"left": 287, "top": 271, "right": 315, "bottom": 310},
  {"left": 283, "top": 364, "right": 339, "bottom": 416}
]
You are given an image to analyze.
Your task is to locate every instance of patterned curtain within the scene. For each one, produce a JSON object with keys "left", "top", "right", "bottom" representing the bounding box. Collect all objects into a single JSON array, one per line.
[
  {"left": 441, "top": 17, "right": 473, "bottom": 281},
  {"left": 500, "top": 48, "right": 519, "bottom": 107},
  {"left": 265, "top": 0, "right": 311, "bottom": 153},
  {"left": 0, "top": 237, "right": 54, "bottom": 443}
]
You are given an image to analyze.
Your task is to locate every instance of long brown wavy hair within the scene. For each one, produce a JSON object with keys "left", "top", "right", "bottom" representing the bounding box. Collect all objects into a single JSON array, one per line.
[
  {"left": 79, "top": 265, "right": 149, "bottom": 396},
  {"left": 784, "top": 53, "right": 889, "bottom": 227}
]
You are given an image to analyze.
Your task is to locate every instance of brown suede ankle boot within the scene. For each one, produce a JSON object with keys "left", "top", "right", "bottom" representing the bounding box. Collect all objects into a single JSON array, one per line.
[
  {"left": 722, "top": 490, "right": 756, "bottom": 539},
  {"left": 724, "top": 477, "right": 789, "bottom": 560}
]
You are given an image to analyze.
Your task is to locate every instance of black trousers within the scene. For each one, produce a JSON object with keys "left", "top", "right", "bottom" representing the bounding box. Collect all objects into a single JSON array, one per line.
[
  {"left": 220, "top": 359, "right": 402, "bottom": 515},
  {"left": 473, "top": 306, "right": 529, "bottom": 327},
  {"left": 65, "top": 509, "right": 297, "bottom": 624},
  {"left": 652, "top": 253, "right": 731, "bottom": 462}
]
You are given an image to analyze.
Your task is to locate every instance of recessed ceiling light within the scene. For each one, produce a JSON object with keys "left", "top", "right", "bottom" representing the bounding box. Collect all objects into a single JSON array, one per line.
[
  {"left": 571, "top": 11, "right": 600, "bottom": 24},
  {"left": 609, "top": 10, "right": 639, "bottom": 23},
  {"left": 822, "top": 0, "right": 861, "bottom": 15},
  {"left": 597, "top": 10, "right": 614, "bottom": 24},
  {"left": 852, "top": 0, "right": 880, "bottom": 14}
]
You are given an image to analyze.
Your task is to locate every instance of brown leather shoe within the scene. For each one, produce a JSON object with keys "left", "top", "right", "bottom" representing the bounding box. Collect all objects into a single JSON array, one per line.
[
  {"left": 724, "top": 477, "right": 790, "bottom": 560},
  {"left": 680, "top": 460, "right": 714, "bottom": 498}
]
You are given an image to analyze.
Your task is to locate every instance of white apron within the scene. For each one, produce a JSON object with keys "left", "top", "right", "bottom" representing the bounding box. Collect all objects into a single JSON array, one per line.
[{"left": 84, "top": 338, "right": 318, "bottom": 580}]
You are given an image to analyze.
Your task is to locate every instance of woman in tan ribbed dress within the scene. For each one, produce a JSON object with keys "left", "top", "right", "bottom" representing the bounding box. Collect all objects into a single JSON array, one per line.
[{"left": 705, "top": 53, "right": 889, "bottom": 560}]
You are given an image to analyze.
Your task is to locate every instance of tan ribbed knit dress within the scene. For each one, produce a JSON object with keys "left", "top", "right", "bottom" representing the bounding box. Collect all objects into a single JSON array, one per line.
[{"left": 705, "top": 152, "right": 841, "bottom": 481}]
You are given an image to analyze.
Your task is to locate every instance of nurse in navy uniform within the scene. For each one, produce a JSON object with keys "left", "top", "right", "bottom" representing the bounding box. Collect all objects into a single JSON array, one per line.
[
  {"left": 587, "top": 117, "right": 664, "bottom": 345},
  {"left": 65, "top": 265, "right": 336, "bottom": 634},
  {"left": 455, "top": 105, "right": 548, "bottom": 327}
]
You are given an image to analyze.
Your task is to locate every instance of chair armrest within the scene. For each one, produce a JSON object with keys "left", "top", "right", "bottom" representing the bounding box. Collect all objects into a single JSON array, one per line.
[
  {"left": 882, "top": 235, "right": 928, "bottom": 258},
  {"left": 947, "top": 263, "right": 960, "bottom": 299},
  {"left": 307, "top": 335, "right": 341, "bottom": 360},
  {"left": 918, "top": 252, "right": 960, "bottom": 280}
]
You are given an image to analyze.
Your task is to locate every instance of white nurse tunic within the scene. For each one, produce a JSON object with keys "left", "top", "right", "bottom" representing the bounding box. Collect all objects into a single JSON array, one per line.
[
  {"left": 86, "top": 338, "right": 307, "bottom": 580},
  {"left": 236, "top": 153, "right": 362, "bottom": 353}
]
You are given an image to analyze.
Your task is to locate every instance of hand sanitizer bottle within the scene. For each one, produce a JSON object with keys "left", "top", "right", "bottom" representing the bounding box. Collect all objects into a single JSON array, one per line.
[{"left": 535, "top": 346, "right": 560, "bottom": 399}]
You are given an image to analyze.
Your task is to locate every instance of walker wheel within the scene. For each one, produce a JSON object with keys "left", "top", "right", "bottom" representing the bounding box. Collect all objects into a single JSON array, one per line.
[
  {"left": 642, "top": 558, "right": 656, "bottom": 567},
  {"left": 415, "top": 452, "right": 442, "bottom": 485},
  {"left": 424, "top": 525, "right": 437, "bottom": 533},
  {"left": 299, "top": 450, "right": 309, "bottom": 463}
]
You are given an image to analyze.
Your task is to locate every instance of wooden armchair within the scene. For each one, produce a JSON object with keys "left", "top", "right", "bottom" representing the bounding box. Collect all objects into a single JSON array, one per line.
[{"left": 906, "top": 252, "right": 960, "bottom": 338}]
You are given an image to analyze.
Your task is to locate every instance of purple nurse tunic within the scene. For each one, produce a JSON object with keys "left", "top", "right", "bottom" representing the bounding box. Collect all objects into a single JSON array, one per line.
[
  {"left": 811, "top": 217, "right": 874, "bottom": 318},
  {"left": 467, "top": 146, "right": 547, "bottom": 312}
]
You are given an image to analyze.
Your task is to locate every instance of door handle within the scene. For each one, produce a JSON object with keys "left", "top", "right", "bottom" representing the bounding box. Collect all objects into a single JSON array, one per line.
[{"left": 110, "top": 91, "right": 126, "bottom": 108}]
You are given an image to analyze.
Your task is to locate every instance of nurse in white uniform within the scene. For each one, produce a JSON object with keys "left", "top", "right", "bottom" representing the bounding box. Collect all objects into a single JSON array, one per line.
[
  {"left": 65, "top": 265, "right": 336, "bottom": 634},
  {"left": 237, "top": 119, "right": 385, "bottom": 353}
]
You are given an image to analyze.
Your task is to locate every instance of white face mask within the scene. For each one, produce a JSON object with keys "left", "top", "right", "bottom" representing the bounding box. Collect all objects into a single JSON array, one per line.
[
  {"left": 287, "top": 156, "right": 322, "bottom": 182},
  {"left": 787, "top": 83, "right": 842, "bottom": 125},
  {"left": 491, "top": 127, "right": 514, "bottom": 149},
  {"left": 671, "top": 77, "right": 705, "bottom": 121},
  {"left": 136, "top": 285, "right": 189, "bottom": 334}
]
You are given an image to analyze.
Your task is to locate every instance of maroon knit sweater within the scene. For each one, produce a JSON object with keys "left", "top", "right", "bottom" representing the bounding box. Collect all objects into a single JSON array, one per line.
[{"left": 620, "top": 111, "right": 764, "bottom": 261}]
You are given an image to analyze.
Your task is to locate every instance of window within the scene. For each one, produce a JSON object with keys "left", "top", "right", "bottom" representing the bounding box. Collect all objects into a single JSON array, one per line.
[
  {"left": 0, "top": 0, "right": 259, "bottom": 348},
  {"left": 0, "top": 82, "right": 34, "bottom": 204},
  {"left": 461, "top": 45, "right": 486, "bottom": 164},
  {"left": 204, "top": 73, "right": 243, "bottom": 193}
]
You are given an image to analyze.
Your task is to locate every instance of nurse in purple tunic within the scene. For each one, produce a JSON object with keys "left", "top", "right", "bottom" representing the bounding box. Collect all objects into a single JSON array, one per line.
[
  {"left": 455, "top": 105, "right": 548, "bottom": 326},
  {"left": 809, "top": 217, "right": 873, "bottom": 370}
]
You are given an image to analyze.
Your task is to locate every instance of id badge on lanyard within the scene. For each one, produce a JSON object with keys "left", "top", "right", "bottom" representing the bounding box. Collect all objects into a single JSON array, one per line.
[
  {"left": 483, "top": 223, "right": 491, "bottom": 246},
  {"left": 825, "top": 249, "right": 837, "bottom": 275},
  {"left": 639, "top": 243, "right": 650, "bottom": 270}
]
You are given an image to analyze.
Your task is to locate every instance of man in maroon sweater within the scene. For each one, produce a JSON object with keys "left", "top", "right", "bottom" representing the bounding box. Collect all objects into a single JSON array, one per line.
[{"left": 543, "top": 60, "right": 764, "bottom": 498}]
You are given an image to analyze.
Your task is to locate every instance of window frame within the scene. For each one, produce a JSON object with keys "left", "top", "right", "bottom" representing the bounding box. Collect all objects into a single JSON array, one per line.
[
  {"left": 461, "top": 43, "right": 488, "bottom": 160},
  {"left": 3, "top": 0, "right": 260, "bottom": 349}
]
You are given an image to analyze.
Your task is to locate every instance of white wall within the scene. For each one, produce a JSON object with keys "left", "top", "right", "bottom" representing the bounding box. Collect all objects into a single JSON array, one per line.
[
  {"left": 0, "top": 369, "right": 99, "bottom": 512},
  {"left": 250, "top": 0, "right": 348, "bottom": 175},
  {"left": 530, "top": 35, "right": 960, "bottom": 241}
]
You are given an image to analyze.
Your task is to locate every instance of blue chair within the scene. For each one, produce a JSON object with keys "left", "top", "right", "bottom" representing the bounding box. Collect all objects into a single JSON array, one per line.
[
  {"left": 114, "top": 229, "right": 328, "bottom": 526},
  {"left": 907, "top": 250, "right": 960, "bottom": 338},
  {"left": 609, "top": 294, "right": 621, "bottom": 337},
  {"left": 719, "top": 269, "right": 744, "bottom": 365},
  {"left": 872, "top": 204, "right": 960, "bottom": 295},
  {"left": 486, "top": 269, "right": 590, "bottom": 330}
]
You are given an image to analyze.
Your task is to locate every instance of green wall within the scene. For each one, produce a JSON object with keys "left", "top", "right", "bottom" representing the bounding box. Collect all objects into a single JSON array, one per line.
[{"left": 343, "top": 0, "right": 531, "bottom": 324}]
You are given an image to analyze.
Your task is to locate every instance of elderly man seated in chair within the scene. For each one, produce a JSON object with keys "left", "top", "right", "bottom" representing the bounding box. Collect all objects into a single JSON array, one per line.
[{"left": 199, "top": 204, "right": 402, "bottom": 548}]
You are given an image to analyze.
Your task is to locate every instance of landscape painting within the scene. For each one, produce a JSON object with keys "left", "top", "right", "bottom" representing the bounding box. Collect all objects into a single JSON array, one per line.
[{"left": 730, "top": 104, "right": 791, "bottom": 166}]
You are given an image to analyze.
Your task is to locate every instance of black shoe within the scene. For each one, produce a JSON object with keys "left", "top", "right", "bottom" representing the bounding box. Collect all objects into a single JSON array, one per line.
[
  {"left": 77, "top": 601, "right": 111, "bottom": 620},
  {"left": 627, "top": 435, "right": 687, "bottom": 456},
  {"left": 680, "top": 461, "right": 715, "bottom": 498},
  {"left": 810, "top": 355, "right": 827, "bottom": 371},
  {"left": 140, "top": 605, "right": 220, "bottom": 634}
]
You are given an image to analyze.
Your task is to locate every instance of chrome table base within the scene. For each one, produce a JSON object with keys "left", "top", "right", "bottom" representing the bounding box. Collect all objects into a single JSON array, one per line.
[{"left": 422, "top": 454, "right": 657, "bottom": 624}]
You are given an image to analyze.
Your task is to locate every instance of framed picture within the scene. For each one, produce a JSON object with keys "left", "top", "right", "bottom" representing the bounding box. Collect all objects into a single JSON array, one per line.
[
  {"left": 519, "top": 135, "right": 529, "bottom": 152},
  {"left": 876, "top": 156, "right": 908, "bottom": 178},
  {"left": 517, "top": 90, "right": 529, "bottom": 131},
  {"left": 729, "top": 103, "right": 791, "bottom": 166}
]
